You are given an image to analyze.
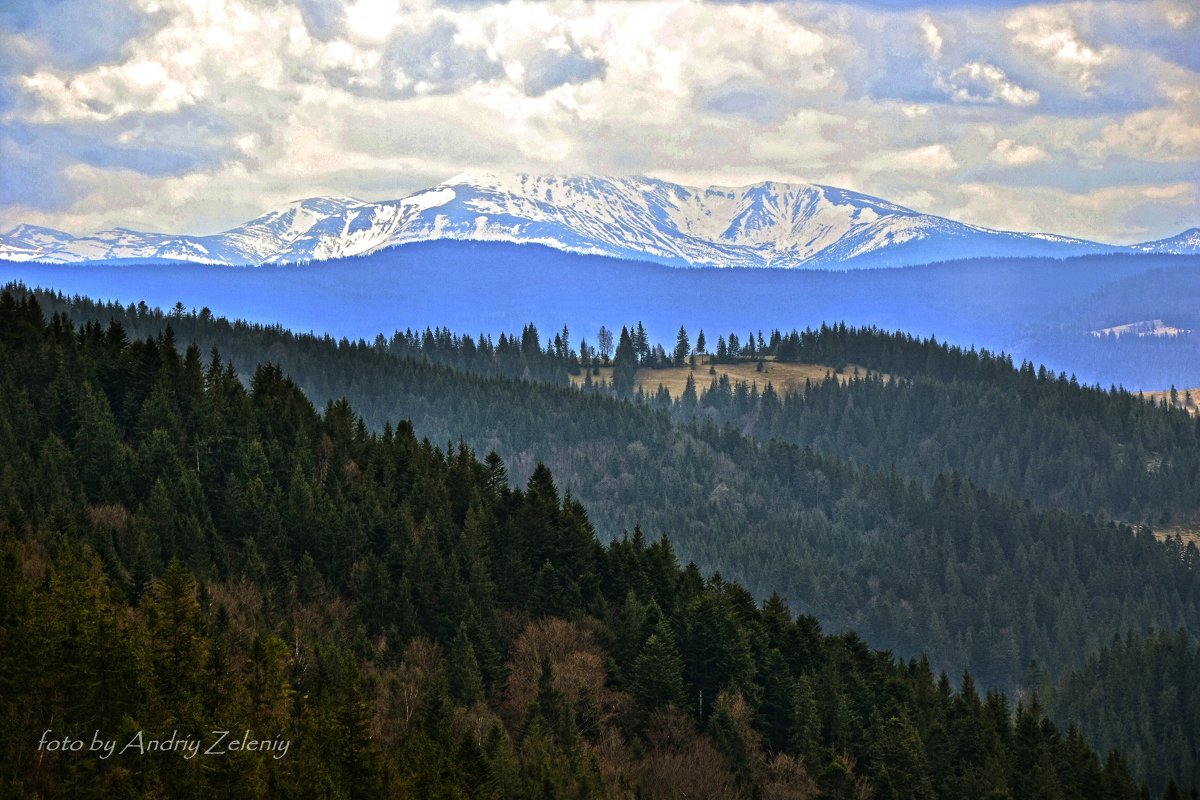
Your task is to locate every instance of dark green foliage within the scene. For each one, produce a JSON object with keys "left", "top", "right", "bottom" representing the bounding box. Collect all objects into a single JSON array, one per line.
[
  {"left": 16, "top": 288, "right": 1200, "bottom": 695},
  {"left": 684, "top": 322, "right": 1200, "bottom": 527},
  {"left": 1043, "top": 629, "right": 1200, "bottom": 796},
  {"left": 630, "top": 619, "right": 687, "bottom": 725},
  {"left": 0, "top": 292, "right": 1187, "bottom": 797}
]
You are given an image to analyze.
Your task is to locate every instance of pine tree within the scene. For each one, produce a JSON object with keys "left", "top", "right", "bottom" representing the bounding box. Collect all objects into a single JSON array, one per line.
[
  {"left": 674, "top": 326, "right": 690, "bottom": 367},
  {"left": 448, "top": 623, "right": 485, "bottom": 706},
  {"left": 631, "top": 620, "right": 686, "bottom": 723},
  {"left": 613, "top": 326, "right": 639, "bottom": 397}
]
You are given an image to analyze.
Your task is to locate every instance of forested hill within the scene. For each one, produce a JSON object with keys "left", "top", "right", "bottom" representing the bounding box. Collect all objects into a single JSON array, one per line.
[
  {"left": 0, "top": 291, "right": 1188, "bottom": 799},
  {"left": 678, "top": 324, "right": 1200, "bottom": 527},
  {"left": 16, "top": 288, "right": 1200, "bottom": 697},
  {"left": 23, "top": 289, "right": 1200, "bottom": 528}
]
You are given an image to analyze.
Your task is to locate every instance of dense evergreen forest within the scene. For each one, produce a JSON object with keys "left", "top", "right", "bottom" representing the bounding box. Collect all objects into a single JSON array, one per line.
[
  {"left": 1, "top": 291, "right": 1194, "bottom": 799},
  {"left": 1042, "top": 628, "right": 1200, "bottom": 796},
  {"left": 9, "top": 285, "right": 1200, "bottom": 794},
  {"left": 670, "top": 324, "right": 1200, "bottom": 525}
]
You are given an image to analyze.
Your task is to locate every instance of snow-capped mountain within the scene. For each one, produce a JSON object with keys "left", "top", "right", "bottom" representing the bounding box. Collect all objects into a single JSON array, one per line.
[
  {"left": 1131, "top": 228, "right": 1200, "bottom": 255},
  {"left": 0, "top": 174, "right": 1190, "bottom": 269}
]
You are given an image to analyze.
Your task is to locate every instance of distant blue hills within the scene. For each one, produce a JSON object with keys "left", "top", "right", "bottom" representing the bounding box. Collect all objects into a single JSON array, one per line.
[{"left": 3, "top": 240, "right": 1198, "bottom": 390}]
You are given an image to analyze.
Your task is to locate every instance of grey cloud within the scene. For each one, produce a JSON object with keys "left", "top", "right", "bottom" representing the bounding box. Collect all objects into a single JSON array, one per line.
[
  {"left": 0, "top": 0, "right": 153, "bottom": 70},
  {"left": 380, "top": 20, "right": 503, "bottom": 96},
  {"left": 295, "top": 0, "right": 346, "bottom": 42},
  {"left": 0, "top": 108, "right": 235, "bottom": 212},
  {"left": 696, "top": 81, "right": 790, "bottom": 124},
  {"left": 326, "top": 19, "right": 502, "bottom": 99},
  {"left": 523, "top": 40, "right": 606, "bottom": 97}
]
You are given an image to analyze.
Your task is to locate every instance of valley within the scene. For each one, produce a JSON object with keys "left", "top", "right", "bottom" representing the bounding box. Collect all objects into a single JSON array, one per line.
[{"left": 5, "top": 283, "right": 1199, "bottom": 796}]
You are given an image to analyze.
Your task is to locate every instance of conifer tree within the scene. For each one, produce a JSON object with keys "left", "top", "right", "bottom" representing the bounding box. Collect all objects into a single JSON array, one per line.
[
  {"left": 674, "top": 326, "right": 690, "bottom": 367},
  {"left": 631, "top": 619, "right": 687, "bottom": 723}
]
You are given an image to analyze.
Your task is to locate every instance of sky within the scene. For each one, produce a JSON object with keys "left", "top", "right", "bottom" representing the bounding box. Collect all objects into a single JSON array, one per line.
[{"left": 0, "top": 0, "right": 1197, "bottom": 244}]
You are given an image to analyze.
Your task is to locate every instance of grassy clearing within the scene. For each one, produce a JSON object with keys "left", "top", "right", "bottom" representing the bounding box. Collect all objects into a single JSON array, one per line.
[
  {"left": 570, "top": 356, "right": 887, "bottom": 398},
  {"left": 1139, "top": 388, "right": 1200, "bottom": 415},
  {"left": 1151, "top": 526, "right": 1200, "bottom": 548}
]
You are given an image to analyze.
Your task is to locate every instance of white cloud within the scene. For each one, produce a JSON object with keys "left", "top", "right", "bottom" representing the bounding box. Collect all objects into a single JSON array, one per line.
[
  {"left": 1006, "top": 8, "right": 1114, "bottom": 91},
  {"left": 920, "top": 15, "right": 943, "bottom": 60},
  {"left": 0, "top": 0, "right": 1196, "bottom": 246},
  {"left": 988, "top": 138, "right": 1050, "bottom": 166},
  {"left": 865, "top": 144, "right": 960, "bottom": 174},
  {"left": 939, "top": 62, "right": 1040, "bottom": 107}
]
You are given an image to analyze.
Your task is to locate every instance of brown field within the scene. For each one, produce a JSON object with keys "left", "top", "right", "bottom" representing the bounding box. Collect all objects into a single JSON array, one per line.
[
  {"left": 1139, "top": 387, "right": 1200, "bottom": 415},
  {"left": 571, "top": 356, "right": 886, "bottom": 397},
  {"left": 1150, "top": 526, "right": 1200, "bottom": 548}
]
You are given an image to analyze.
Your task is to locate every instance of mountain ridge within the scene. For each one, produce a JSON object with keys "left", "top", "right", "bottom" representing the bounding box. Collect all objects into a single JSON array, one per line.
[{"left": 2, "top": 173, "right": 1196, "bottom": 269}]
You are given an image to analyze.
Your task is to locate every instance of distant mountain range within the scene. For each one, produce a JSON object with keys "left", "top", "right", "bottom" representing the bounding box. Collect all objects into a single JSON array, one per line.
[{"left": 2, "top": 174, "right": 1197, "bottom": 269}]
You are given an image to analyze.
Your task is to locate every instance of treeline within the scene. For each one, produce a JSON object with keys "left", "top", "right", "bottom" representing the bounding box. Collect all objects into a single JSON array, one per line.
[
  {"left": 622, "top": 320, "right": 1200, "bottom": 526},
  {"left": 672, "top": 364, "right": 1200, "bottom": 525},
  {"left": 1017, "top": 330, "right": 1200, "bottom": 393},
  {"left": 0, "top": 291, "right": 1191, "bottom": 799}
]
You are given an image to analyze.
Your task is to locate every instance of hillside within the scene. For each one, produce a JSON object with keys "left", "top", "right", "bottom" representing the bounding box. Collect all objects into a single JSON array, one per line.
[
  {"left": 2, "top": 293, "right": 1182, "bottom": 798},
  {"left": 20, "top": 287, "right": 1200, "bottom": 699}
]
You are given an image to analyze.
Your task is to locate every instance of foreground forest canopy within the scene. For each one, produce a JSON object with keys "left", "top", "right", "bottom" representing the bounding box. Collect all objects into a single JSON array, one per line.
[
  {"left": 1, "top": 291, "right": 1196, "bottom": 799},
  {"left": 10, "top": 284, "right": 1200, "bottom": 793}
]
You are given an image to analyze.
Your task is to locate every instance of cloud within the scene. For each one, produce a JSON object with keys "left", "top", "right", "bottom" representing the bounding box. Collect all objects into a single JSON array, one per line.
[
  {"left": 324, "top": 18, "right": 503, "bottom": 99},
  {"left": 0, "top": 0, "right": 1195, "bottom": 246},
  {"left": 523, "top": 38, "right": 606, "bottom": 97},
  {"left": 758, "top": 0, "right": 1078, "bottom": 7},
  {"left": 296, "top": 0, "right": 346, "bottom": 42},
  {"left": 938, "top": 62, "right": 1040, "bottom": 107},
  {"left": 382, "top": 20, "right": 503, "bottom": 96},
  {"left": 988, "top": 138, "right": 1050, "bottom": 166},
  {"left": 19, "top": 59, "right": 200, "bottom": 122},
  {"left": 1087, "top": 106, "right": 1200, "bottom": 164},
  {"left": 920, "top": 15, "right": 943, "bottom": 59},
  {"left": 0, "top": 0, "right": 150, "bottom": 70},
  {"left": 696, "top": 80, "right": 790, "bottom": 122},
  {"left": 1006, "top": 8, "right": 1114, "bottom": 91},
  {"left": 951, "top": 181, "right": 1197, "bottom": 243},
  {"left": 865, "top": 144, "right": 960, "bottom": 174}
]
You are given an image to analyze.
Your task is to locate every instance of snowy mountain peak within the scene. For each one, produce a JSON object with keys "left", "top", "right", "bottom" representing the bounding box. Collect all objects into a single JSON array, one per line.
[
  {"left": 4, "top": 224, "right": 75, "bottom": 242},
  {"left": 1134, "top": 227, "right": 1200, "bottom": 255},
  {"left": 1, "top": 174, "right": 1192, "bottom": 269}
]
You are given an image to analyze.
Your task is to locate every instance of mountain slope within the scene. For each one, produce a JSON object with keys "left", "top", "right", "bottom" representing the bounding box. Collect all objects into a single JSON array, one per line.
[
  {"left": 1134, "top": 227, "right": 1200, "bottom": 255},
  {"left": 4, "top": 173, "right": 1178, "bottom": 269}
]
